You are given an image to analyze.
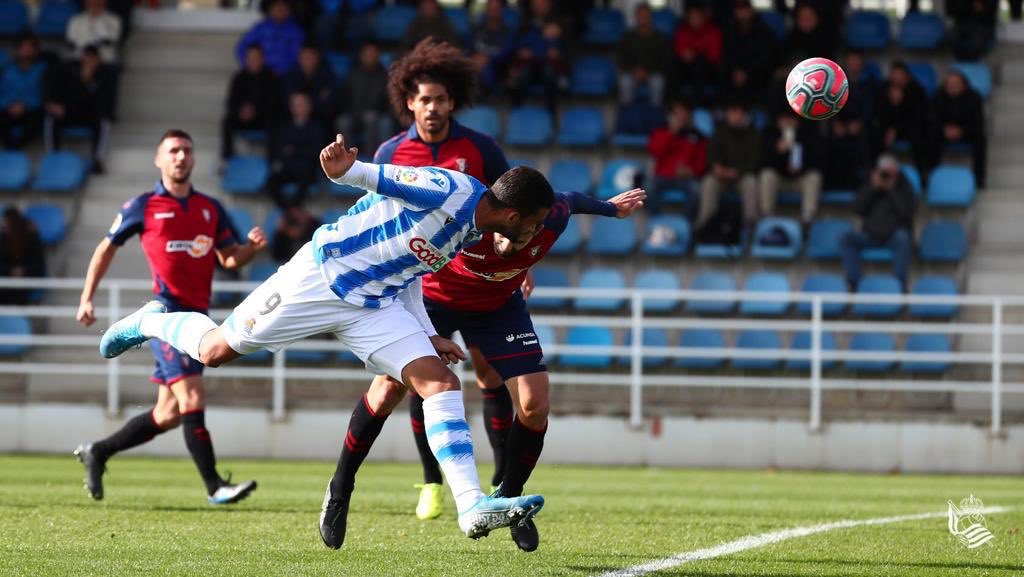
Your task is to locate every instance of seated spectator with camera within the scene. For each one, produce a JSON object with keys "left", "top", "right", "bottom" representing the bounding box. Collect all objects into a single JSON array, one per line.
[{"left": 758, "top": 108, "right": 823, "bottom": 228}]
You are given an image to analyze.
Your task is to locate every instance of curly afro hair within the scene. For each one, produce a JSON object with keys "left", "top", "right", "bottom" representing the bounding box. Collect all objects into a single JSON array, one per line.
[{"left": 387, "top": 38, "right": 478, "bottom": 125}]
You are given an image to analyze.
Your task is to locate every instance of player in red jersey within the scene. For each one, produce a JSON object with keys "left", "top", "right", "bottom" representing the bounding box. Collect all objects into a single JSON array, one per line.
[{"left": 74, "top": 129, "right": 266, "bottom": 505}]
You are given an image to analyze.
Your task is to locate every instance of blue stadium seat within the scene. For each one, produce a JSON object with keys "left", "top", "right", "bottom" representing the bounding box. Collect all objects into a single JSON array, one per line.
[
  {"left": 31, "top": 151, "right": 86, "bottom": 192},
  {"left": 651, "top": 9, "right": 678, "bottom": 36},
  {"left": 846, "top": 332, "right": 895, "bottom": 372},
  {"left": 337, "top": 349, "right": 361, "bottom": 364},
  {"left": 595, "top": 159, "right": 643, "bottom": 200},
  {"left": 325, "top": 52, "right": 352, "bottom": 81},
  {"left": 622, "top": 327, "right": 670, "bottom": 367},
  {"left": 505, "top": 106, "right": 552, "bottom": 147},
  {"left": 0, "top": 315, "right": 31, "bottom": 356},
  {"left": 0, "top": 2, "right": 29, "bottom": 36},
  {"left": 262, "top": 209, "right": 281, "bottom": 234},
  {"left": 248, "top": 261, "right": 279, "bottom": 282},
  {"left": 571, "top": 56, "right": 615, "bottom": 97},
  {"left": 237, "top": 129, "right": 268, "bottom": 144},
  {"left": 498, "top": 5, "right": 520, "bottom": 29},
  {"left": 676, "top": 328, "right": 726, "bottom": 369},
  {"left": 529, "top": 266, "right": 570, "bottom": 309},
  {"left": 852, "top": 275, "right": 903, "bottom": 318},
  {"left": 685, "top": 271, "right": 736, "bottom": 315},
  {"left": 24, "top": 202, "right": 66, "bottom": 246},
  {"left": 694, "top": 235, "right": 744, "bottom": 259},
  {"left": 641, "top": 215, "right": 690, "bottom": 256},
  {"left": 739, "top": 272, "right": 790, "bottom": 316},
  {"left": 845, "top": 11, "right": 891, "bottom": 50},
  {"left": 900, "top": 333, "right": 951, "bottom": 373},
  {"left": 821, "top": 189, "right": 857, "bottom": 205},
  {"left": 899, "top": 12, "right": 945, "bottom": 50},
  {"left": 444, "top": 8, "right": 471, "bottom": 43},
  {"left": 909, "top": 276, "right": 959, "bottom": 319},
  {"left": 548, "top": 217, "right": 581, "bottom": 255},
  {"left": 860, "top": 245, "right": 893, "bottom": 263},
  {"left": 226, "top": 207, "right": 254, "bottom": 240},
  {"left": 507, "top": 158, "right": 536, "bottom": 168},
  {"left": 574, "top": 267, "right": 626, "bottom": 311},
  {"left": 458, "top": 106, "right": 500, "bottom": 140},
  {"left": 0, "top": 151, "right": 31, "bottom": 191},
  {"left": 634, "top": 268, "right": 680, "bottom": 312},
  {"left": 902, "top": 164, "right": 922, "bottom": 197},
  {"left": 286, "top": 347, "right": 330, "bottom": 363},
  {"left": 953, "top": 62, "right": 992, "bottom": 99},
  {"left": 927, "top": 165, "right": 976, "bottom": 207},
  {"left": 907, "top": 61, "right": 938, "bottom": 97},
  {"left": 786, "top": 331, "right": 838, "bottom": 371},
  {"left": 759, "top": 10, "right": 786, "bottom": 39},
  {"left": 237, "top": 349, "right": 272, "bottom": 363},
  {"left": 584, "top": 8, "right": 625, "bottom": 45},
  {"left": 560, "top": 326, "right": 614, "bottom": 368},
  {"left": 920, "top": 220, "right": 966, "bottom": 262},
  {"left": 549, "top": 160, "right": 592, "bottom": 194},
  {"left": 733, "top": 330, "right": 782, "bottom": 370},
  {"left": 557, "top": 106, "right": 605, "bottom": 147},
  {"left": 750, "top": 217, "right": 802, "bottom": 260},
  {"left": 372, "top": 4, "right": 416, "bottom": 42},
  {"left": 613, "top": 101, "right": 664, "bottom": 148},
  {"left": 692, "top": 108, "right": 714, "bottom": 138},
  {"left": 34, "top": 0, "right": 77, "bottom": 37},
  {"left": 806, "top": 218, "right": 852, "bottom": 260},
  {"left": 797, "top": 273, "right": 848, "bottom": 317},
  {"left": 534, "top": 324, "right": 556, "bottom": 363},
  {"left": 222, "top": 155, "right": 269, "bottom": 195},
  {"left": 586, "top": 218, "right": 636, "bottom": 255}
]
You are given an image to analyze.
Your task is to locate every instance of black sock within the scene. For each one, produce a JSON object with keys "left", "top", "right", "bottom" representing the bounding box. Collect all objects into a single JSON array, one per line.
[
  {"left": 92, "top": 409, "right": 166, "bottom": 460},
  {"left": 409, "top": 393, "right": 443, "bottom": 485},
  {"left": 330, "top": 395, "right": 388, "bottom": 497},
  {"left": 182, "top": 410, "right": 222, "bottom": 495},
  {"left": 501, "top": 417, "right": 547, "bottom": 497},
  {"left": 481, "top": 386, "right": 513, "bottom": 487}
]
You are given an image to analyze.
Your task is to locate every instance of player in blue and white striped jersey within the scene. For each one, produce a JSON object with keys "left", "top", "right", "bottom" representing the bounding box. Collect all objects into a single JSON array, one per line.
[{"left": 97, "top": 134, "right": 554, "bottom": 549}]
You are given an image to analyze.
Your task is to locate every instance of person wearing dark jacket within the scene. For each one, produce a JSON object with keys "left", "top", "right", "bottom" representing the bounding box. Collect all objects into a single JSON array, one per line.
[
  {"left": 281, "top": 44, "right": 335, "bottom": 130},
  {"left": 44, "top": 47, "right": 115, "bottom": 173},
  {"left": 696, "top": 100, "right": 760, "bottom": 231},
  {"left": 931, "top": 70, "right": 986, "bottom": 187},
  {"left": 617, "top": 3, "right": 671, "bottom": 106},
  {"left": 336, "top": 42, "right": 391, "bottom": 157},
  {"left": 267, "top": 91, "right": 327, "bottom": 208},
  {"left": 840, "top": 155, "right": 916, "bottom": 290},
  {"left": 721, "top": 0, "right": 778, "bottom": 103},
  {"left": 872, "top": 62, "right": 929, "bottom": 173},
  {"left": 823, "top": 100, "right": 870, "bottom": 192},
  {"left": 401, "top": 0, "right": 462, "bottom": 51},
  {"left": 221, "top": 45, "right": 281, "bottom": 162},
  {"left": 758, "top": 109, "right": 824, "bottom": 226},
  {"left": 783, "top": 3, "right": 836, "bottom": 64},
  {"left": 0, "top": 207, "right": 46, "bottom": 305}
]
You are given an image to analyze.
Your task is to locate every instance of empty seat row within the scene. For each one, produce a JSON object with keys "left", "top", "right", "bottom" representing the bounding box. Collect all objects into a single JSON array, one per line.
[
  {"left": 0, "top": 151, "right": 88, "bottom": 193},
  {"left": 0, "top": 0, "right": 79, "bottom": 38}
]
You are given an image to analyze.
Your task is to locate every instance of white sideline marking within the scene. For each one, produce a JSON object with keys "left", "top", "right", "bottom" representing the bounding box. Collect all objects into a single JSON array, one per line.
[{"left": 595, "top": 506, "right": 1011, "bottom": 577}]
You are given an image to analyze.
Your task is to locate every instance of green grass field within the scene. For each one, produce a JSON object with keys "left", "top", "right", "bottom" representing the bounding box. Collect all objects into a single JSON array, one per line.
[{"left": 0, "top": 455, "right": 1021, "bottom": 577}]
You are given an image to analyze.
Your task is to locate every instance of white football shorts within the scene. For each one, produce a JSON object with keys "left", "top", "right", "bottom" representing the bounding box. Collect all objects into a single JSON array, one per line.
[{"left": 221, "top": 241, "right": 438, "bottom": 381}]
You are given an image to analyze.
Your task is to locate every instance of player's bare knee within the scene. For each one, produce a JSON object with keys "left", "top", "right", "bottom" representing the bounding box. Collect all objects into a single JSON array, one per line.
[
  {"left": 520, "top": 397, "right": 550, "bottom": 429},
  {"left": 367, "top": 375, "right": 406, "bottom": 415},
  {"left": 402, "top": 356, "right": 462, "bottom": 397},
  {"left": 152, "top": 406, "right": 180, "bottom": 429}
]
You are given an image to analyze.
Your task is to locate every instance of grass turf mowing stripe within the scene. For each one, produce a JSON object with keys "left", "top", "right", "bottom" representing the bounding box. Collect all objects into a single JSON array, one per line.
[{"left": 595, "top": 506, "right": 1012, "bottom": 577}]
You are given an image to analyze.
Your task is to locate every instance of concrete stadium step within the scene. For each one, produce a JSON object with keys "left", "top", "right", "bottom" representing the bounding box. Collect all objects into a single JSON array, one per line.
[{"left": 124, "top": 32, "right": 238, "bottom": 73}]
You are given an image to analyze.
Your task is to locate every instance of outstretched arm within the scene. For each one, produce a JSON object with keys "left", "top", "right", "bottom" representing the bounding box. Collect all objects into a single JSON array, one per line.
[
  {"left": 566, "top": 189, "right": 646, "bottom": 218},
  {"left": 77, "top": 238, "right": 119, "bottom": 327}
]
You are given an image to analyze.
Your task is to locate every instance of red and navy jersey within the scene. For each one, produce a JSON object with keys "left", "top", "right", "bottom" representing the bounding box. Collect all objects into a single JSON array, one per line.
[
  {"left": 107, "top": 181, "right": 238, "bottom": 311},
  {"left": 423, "top": 192, "right": 617, "bottom": 312},
  {"left": 373, "top": 119, "right": 509, "bottom": 186}
]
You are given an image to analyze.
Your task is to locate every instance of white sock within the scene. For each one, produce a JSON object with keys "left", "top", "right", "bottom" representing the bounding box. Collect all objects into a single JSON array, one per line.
[
  {"left": 422, "top": 390, "right": 485, "bottom": 513},
  {"left": 139, "top": 312, "right": 218, "bottom": 361}
]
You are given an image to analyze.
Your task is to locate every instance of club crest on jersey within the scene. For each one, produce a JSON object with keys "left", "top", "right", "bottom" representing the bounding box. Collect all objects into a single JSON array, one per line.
[
  {"left": 408, "top": 237, "right": 450, "bottom": 272},
  {"left": 166, "top": 234, "right": 214, "bottom": 258},
  {"left": 455, "top": 158, "right": 467, "bottom": 172},
  {"left": 530, "top": 246, "right": 540, "bottom": 257}
]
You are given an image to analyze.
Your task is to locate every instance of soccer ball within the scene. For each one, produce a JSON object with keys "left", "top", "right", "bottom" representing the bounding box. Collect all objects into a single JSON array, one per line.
[{"left": 785, "top": 57, "right": 849, "bottom": 120}]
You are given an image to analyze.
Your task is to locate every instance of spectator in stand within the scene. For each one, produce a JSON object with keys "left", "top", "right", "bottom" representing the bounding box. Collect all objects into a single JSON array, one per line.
[
  {"left": 872, "top": 61, "right": 928, "bottom": 172},
  {"left": 841, "top": 154, "right": 916, "bottom": 291},
  {"left": 221, "top": 45, "right": 281, "bottom": 163},
  {"left": 0, "top": 207, "right": 46, "bottom": 306},
  {"left": 282, "top": 44, "right": 335, "bottom": 130},
  {"left": 617, "top": 3, "right": 671, "bottom": 106},
  {"left": 271, "top": 206, "right": 320, "bottom": 264},
  {"left": 823, "top": 99, "right": 870, "bottom": 192},
  {"left": 66, "top": 0, "right": 123, "bottom": 64},
  {"left": 672, "top": 3, "right": 721, "bottom": 104},
  {"left": 471, "top": 0, "right": 515, "bottom": 100},
  {"left": 647, "top": 99, "right": 706, "bottom": 214},
  {"left": 235, "top": 0, "right": 305, "bottom": 77},
  {"left": 402, "top": 0, "right": 462, "bottom": 51},
  {"left": 721, "top": 0, "right": 778, "bottom": 104},
  {"left": 336, "top": 42, "right": 391, "bottom": 157},
  {"left": 840, "top": 50, "right": 877, "bottom": 124},
  {"left": 948, "top": 0, "right": 998, "bottom": 61},
  {"left": 267, "top": 91, "right": 327, "bottom": 209},
  {"left": 696, "top": 99, "right": 760, "bottom": 234},
  {"left": 43, "top": 47, "right": 116, "bottom": 174},
  {"left": 0, "top": 36, "right": 48, "bottom": 149},
  {"left": 931, "top": 69, "right": 986, "bottom": 188},
  {"left": 758, "top": 107, "right": 824, "bottom": 228},
  {"left": 783, "top": 3, "right": 836, "bottom": 65},
  {"left": 507, "top": 14, "right": 569, "bottom": 114},
  {"left": 1012, "top": 0, "right": 1024, "bottom": 21}
]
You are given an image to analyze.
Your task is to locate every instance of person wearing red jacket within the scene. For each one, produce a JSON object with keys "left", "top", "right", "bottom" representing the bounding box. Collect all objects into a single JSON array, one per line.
[
  {"left": 672, "top": 4, "right": 721, "bottom": 104},
  {"left": 647, "top": 99, "right": 707, "bottom": 214}
]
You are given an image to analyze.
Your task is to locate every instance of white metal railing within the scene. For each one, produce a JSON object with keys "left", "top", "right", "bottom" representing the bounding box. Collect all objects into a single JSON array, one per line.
[{"left": 1, "top": 277, "right": 1024, "bottom": 432}]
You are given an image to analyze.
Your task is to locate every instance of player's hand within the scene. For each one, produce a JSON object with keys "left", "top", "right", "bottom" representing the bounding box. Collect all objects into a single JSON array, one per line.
[
  {"left": 521, "top": 269, "right": 535, "bottom": 299},
  {"left": 77, "top": 300, "right": 96, "bottom": 327},
  {"left": 430, "top": 335, "right": 467, "bottom": 365},
  {"left": 608, "top": 188, "right": 646, "bottom": 218},
  {"left": 247, "top": 226, "right": 267, "bottom": 250},
  {"left": 320, "top": 134, "right": 358, "bottom": 180}
]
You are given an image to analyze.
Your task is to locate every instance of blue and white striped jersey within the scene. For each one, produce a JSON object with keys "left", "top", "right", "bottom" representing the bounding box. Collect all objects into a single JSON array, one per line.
[{"left": 314, "top": 161, "right": 487, "bottom": 309}]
